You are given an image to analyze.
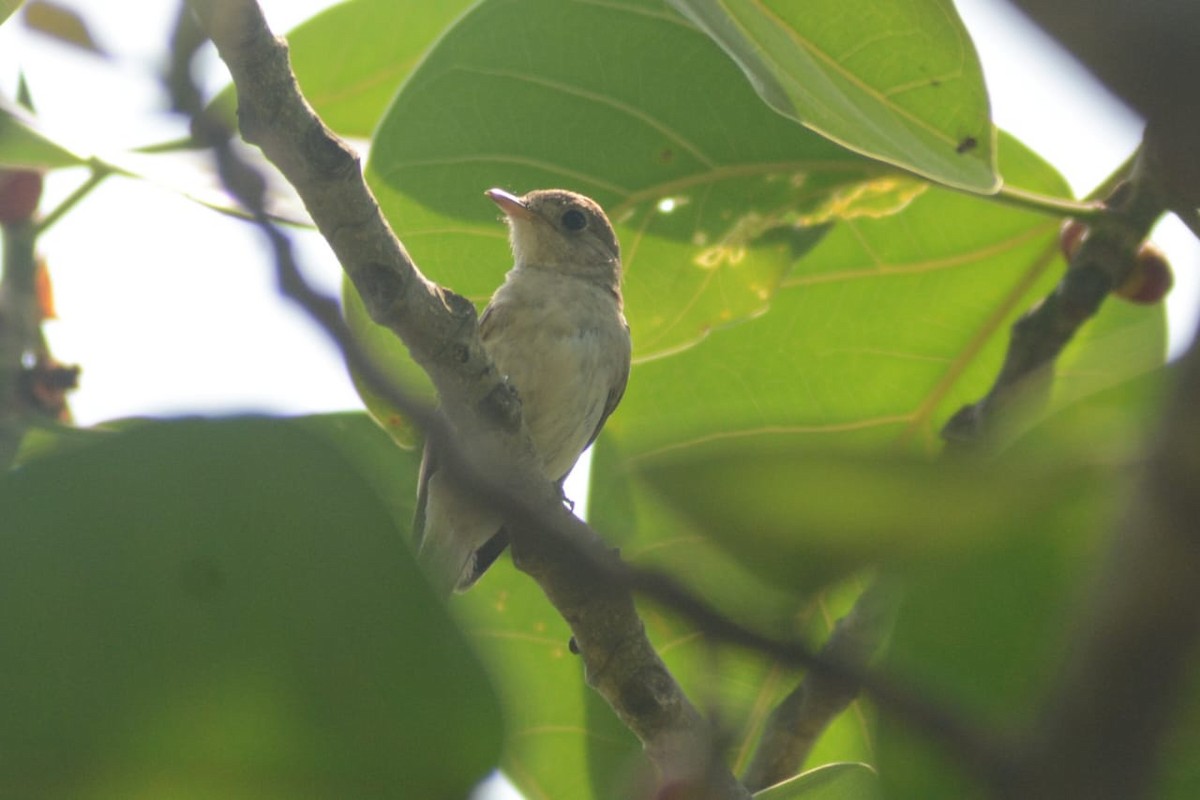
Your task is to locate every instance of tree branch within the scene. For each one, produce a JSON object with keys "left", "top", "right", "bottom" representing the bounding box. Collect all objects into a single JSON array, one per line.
[
  {"left": 941, "top": 146, "right": 1165, "bottom": 447},
  {"left": 180, "top": 2, "right": 747, "bottom": 795}
]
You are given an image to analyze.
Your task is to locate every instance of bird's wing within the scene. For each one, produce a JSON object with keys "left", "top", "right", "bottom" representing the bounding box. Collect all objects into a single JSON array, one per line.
[
  {"left": 586, "top": 319, "right": 631, "bottom": 450},
  {"left": 412, "top": 435, "right": 436, "bottom": 550},
  {"left": 478, "top": 299, "right": 506, "bottom": 344}
]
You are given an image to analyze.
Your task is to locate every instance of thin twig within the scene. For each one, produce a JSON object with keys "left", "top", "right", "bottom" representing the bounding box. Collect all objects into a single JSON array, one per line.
[{"left": 33, "top": 161, "right": 112, "bottom": 235}]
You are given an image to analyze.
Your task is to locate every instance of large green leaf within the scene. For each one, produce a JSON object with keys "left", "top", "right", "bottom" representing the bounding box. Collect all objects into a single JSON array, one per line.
[
  {"left": 352, "top": 0, "right": 925, "bottom": 440},
  {"left": 634, "top": 441, "right": 1110, "bottom": 595},
  {"left": 668, "top": 0, "right": 995, "bottom": 192},
  {"left": 0, "top": 415, "right": 502, "bottom": 799},
  {"left": 287, "top": 0, "right": 474, "bottom": 137}
]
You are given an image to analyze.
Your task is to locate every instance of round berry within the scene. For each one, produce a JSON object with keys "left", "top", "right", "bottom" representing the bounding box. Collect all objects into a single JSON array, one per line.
[
  {"left": 1115, "top": 244, "right": 1173, "bottom": 304},
  {"left": 0, "top": 169, "right": 44, "bottom": 224}
]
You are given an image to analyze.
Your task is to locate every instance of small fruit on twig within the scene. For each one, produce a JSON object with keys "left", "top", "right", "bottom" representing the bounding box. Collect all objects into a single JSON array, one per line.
[
  {"left": 1115, "top": 244, "right": 1173, "bottom": 304},
  {"left": 0, "top": 168, "right": 44, "bottom": 224}
]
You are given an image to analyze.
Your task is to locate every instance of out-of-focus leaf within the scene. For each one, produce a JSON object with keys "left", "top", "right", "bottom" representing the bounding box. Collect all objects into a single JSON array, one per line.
[
  {"left": 0, "top": 95, "right": 84, "bottom": 168},
  {"left": 22, "top": 0, "right": 104, "bottom": 55},
  {"left": 634, "top": 440, "right": 1109, "bottom": 595},
  {"left": 1158, "top": 670, "right": 1200, "bottom": 799},
  {"left": 0, "top": 415, "right": 500, "bottom": 799},
  {"left": 875, "top": 370, "right": 1166, "bottom": 798},
  {"left": 668, "top": 0, "right": 995, "bottom": 192},
  {"left": 0, "top": 0, "right": 22, "bottom": 26},
  {"left": 753, "top": 762, "right": 881, "bottom": 799}
]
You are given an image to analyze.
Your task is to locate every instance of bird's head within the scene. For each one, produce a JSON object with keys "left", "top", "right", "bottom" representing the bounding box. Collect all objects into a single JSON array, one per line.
[{"left": 486, "top": 188, "right": 621, "bottom": 285}]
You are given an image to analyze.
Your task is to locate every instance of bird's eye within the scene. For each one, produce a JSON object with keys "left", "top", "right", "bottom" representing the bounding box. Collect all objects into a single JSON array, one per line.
[{"left": 561, "top": 209, "right": 588, "bottom": 232}]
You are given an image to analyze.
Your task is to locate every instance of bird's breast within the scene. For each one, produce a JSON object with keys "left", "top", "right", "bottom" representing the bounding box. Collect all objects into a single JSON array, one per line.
[{"left": 483, "top": 271, "right": 628, "bottom": 481}]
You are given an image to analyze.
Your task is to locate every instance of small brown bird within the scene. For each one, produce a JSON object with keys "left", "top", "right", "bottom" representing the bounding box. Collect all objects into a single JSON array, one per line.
[{"left": 415, "top": 188, "right": 631, "bottom": 594}]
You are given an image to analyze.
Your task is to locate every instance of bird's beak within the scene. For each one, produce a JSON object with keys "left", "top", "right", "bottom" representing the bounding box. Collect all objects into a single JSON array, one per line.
[{"left": 486, "top": 188, "right": 533, "bottom": 220}]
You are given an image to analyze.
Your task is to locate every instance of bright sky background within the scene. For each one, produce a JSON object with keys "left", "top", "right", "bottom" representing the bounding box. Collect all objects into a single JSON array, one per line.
[{"left": 1, "top": 3, "right": 1197, "bottom": 798}]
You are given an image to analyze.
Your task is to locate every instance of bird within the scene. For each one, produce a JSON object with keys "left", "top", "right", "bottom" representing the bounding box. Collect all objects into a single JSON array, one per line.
[{"left": 414, "top": 187, "right": 631, "bottom": 594}]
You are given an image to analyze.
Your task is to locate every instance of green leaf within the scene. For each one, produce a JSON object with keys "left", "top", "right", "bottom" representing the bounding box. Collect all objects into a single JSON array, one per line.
[
  {"left": 210, "top": 0, "right": 474, "bottom": 139},
  {"left": 288, "top": 0, "right": 475, "bottom": 137},
  {"left": 753, "top": 762, "right": 881, "bottom": 799},
  {"left": 0, "top": 95, "right": 84, "bottom": 168},
  {"left": 0, "top": 415, "right": 501, "bottom": 799},
  {"left": 0, "top": 0, "right": 22, "bottom": 26},
  {"left": 667, "top": 0, "right": 996, "bottom": 192},
  {"left": 634, "top": 441, "right": 1110, "bottom": 595}
]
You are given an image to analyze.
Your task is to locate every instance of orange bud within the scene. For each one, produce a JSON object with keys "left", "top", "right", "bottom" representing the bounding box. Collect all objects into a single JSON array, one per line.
[{"left": 35, "top": 257, "right": 57, "bottom": 319}]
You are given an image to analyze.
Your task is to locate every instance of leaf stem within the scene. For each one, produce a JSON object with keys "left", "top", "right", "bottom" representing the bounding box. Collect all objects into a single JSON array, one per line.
[
  {"left": 991, "top": 184, "right": 1106, "bottom": 219},
  {"left": 965, "top": 147, "right": 1140, "bottom": 221},
  {"left": 35, "top": 160, "right": 114, "bottom": 235}
]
